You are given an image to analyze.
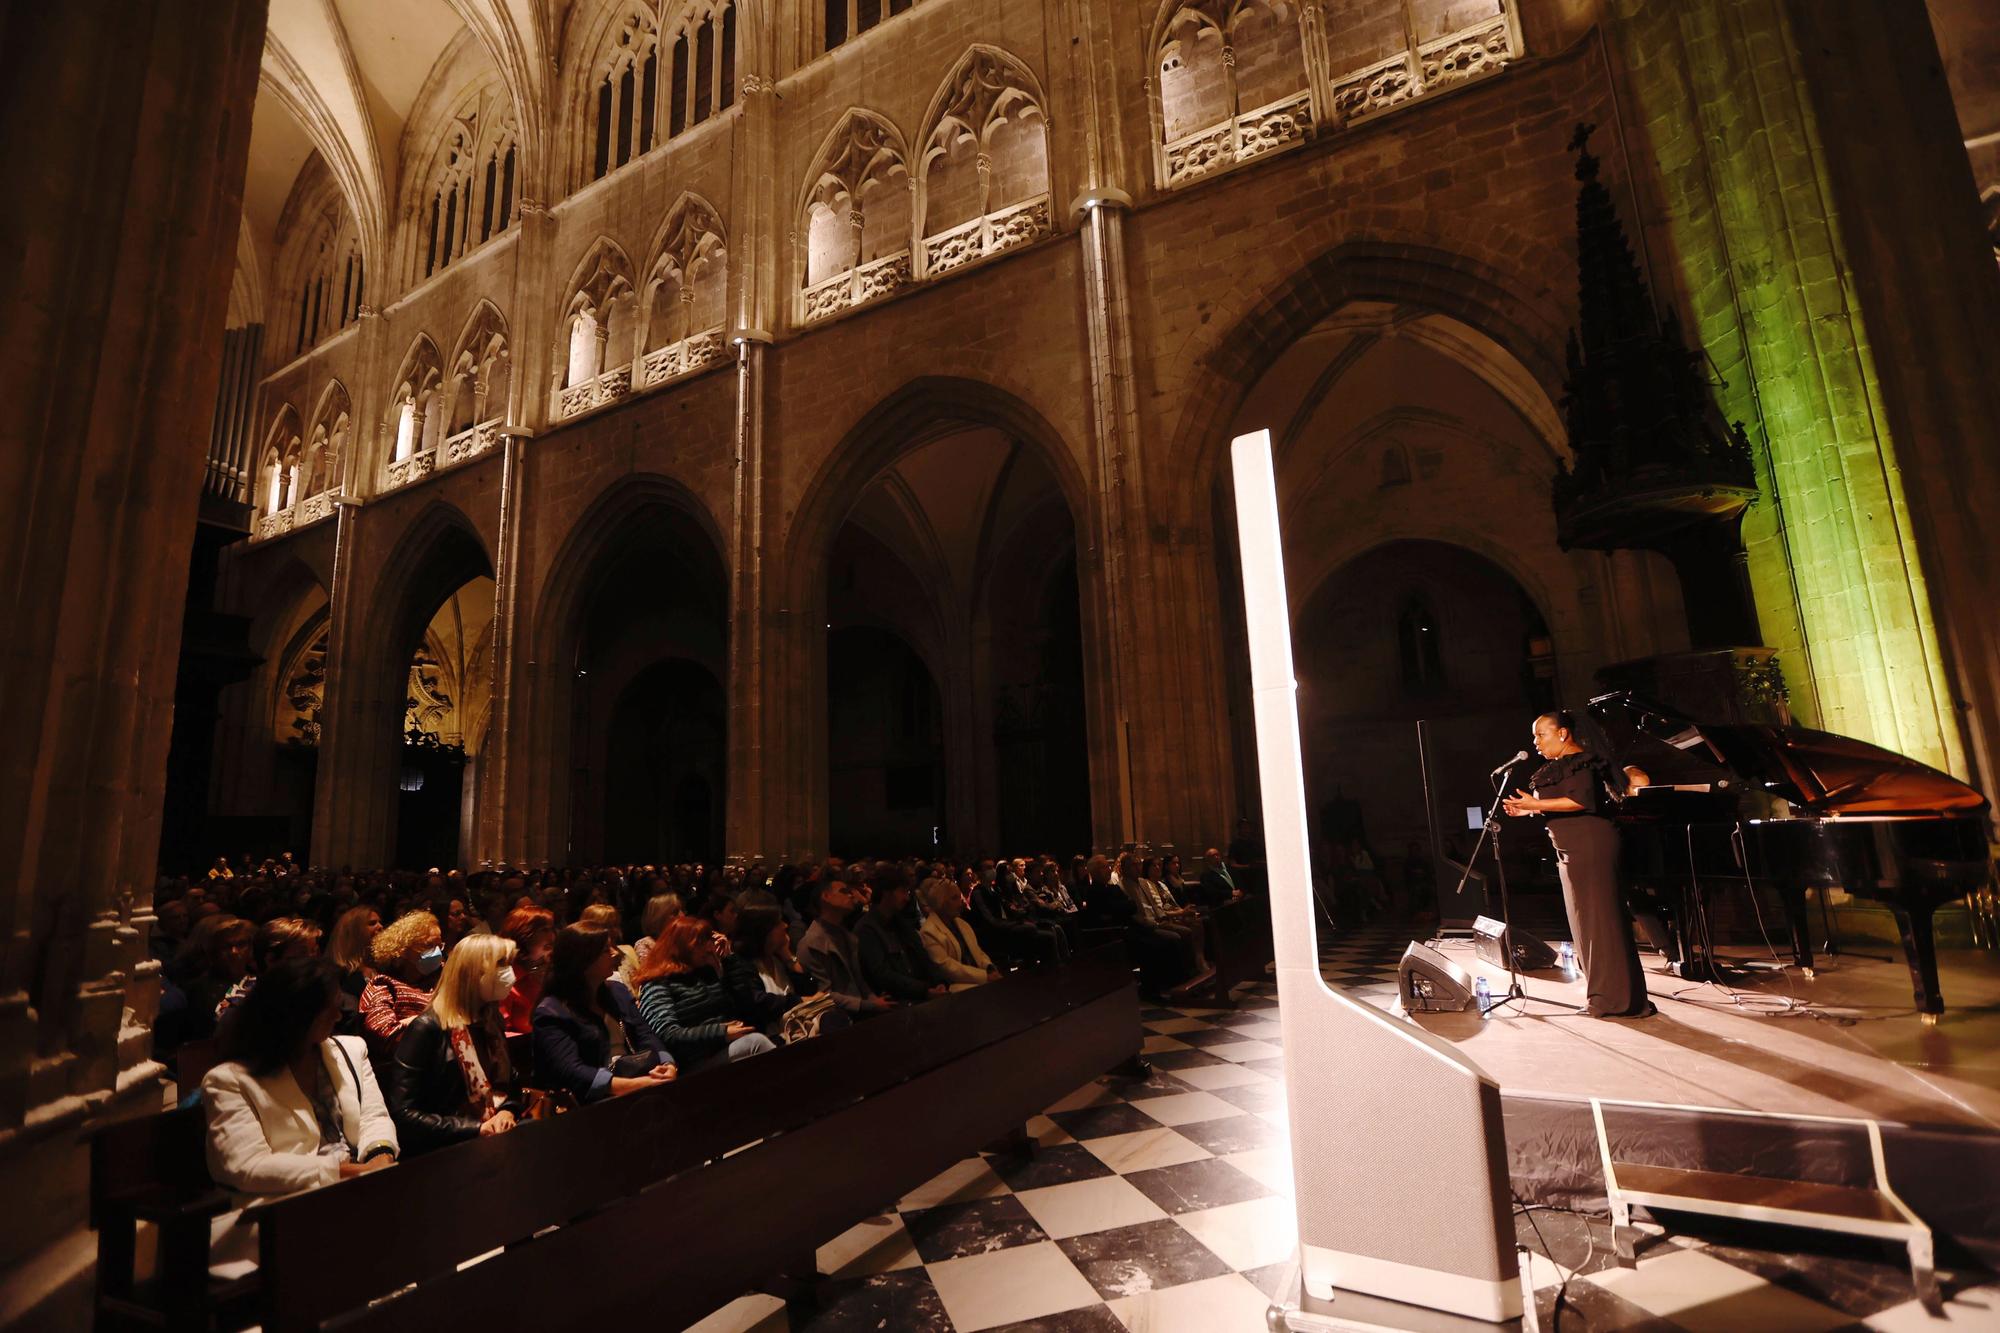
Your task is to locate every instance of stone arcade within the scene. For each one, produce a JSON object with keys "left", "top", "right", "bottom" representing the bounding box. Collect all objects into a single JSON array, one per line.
[{"left": 3, "top": 0, "right": 1999, "bottom": 1324}]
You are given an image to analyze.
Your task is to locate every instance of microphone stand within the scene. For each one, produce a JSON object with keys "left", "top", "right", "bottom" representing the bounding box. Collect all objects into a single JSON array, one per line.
[{"left": 1448, "top": 757, "right": 1580, "bottom": 1017}]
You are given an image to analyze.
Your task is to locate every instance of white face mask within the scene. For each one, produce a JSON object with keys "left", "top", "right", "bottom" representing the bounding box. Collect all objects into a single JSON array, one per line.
[{"left": 480, "top": 965, "right": 517, "bottom": 1002}]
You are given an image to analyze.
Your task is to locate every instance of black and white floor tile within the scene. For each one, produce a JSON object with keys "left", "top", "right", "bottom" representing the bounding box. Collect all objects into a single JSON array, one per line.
[{"left": 689, "top": 938, "right": 1998, "bottom": 1331}]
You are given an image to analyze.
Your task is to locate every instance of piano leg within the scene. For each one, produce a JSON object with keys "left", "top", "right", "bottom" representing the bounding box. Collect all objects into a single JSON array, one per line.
[
  {"left": 1777, "top": 881, "right": 1816, "bottom": 977},
  {"left": 1889, "top": 904, "right": 1946, "bottom": 1021}
]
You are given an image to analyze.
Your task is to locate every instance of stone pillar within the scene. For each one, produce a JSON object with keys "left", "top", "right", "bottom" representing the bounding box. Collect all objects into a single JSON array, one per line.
[
  {"left": 0, "top": 0, "right": 267, "bottom": 1282},
  {"left": 1607, "top": 0, "right": 1968, "bottom": 777},
  {"left": 1064, "top": 0, "right": 1238, "bottom": 853},
  {"left": 1781, "top": 0, "right": 2000, "bottom": 792},
  {"left": 724, "top": 8, "right": 781, "bottom": 862}
]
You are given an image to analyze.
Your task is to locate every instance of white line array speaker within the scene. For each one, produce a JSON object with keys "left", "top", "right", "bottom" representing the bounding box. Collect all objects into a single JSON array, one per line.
[{"left": 1231, "top": 430, "right": 1523, "bottom": 1325}]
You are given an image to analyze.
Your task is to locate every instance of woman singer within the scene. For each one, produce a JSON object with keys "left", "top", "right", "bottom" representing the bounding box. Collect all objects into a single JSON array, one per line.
[{"left": 1501, "top": 709, "right": 1654, "bottom": 1019}]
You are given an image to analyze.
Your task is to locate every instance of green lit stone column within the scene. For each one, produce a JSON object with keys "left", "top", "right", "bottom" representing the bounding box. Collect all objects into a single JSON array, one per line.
[{"left": 1608, "top": 0, "right": 1967, "bottom": 776}]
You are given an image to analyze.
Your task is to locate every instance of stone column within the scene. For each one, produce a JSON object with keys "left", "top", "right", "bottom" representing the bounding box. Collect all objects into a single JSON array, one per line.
[
  {"left": 1064, "top": 0, "right": 1238, "bottom": 853},
  {"left": 724, "top": 7, "right": 781, "bottom": 862},
  {"left": 1781, "top": 0, "right": 2000, "bottom": 792},
  {"left": 0, "top": 0, "right": 267, "bottom": 1277},
  {"left": 1607, "top": 0, "right": 1968, "bottom": 777}
]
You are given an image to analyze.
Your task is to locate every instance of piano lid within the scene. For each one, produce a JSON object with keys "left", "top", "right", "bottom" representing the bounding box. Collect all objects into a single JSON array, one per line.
[{"left": 1586, "top": 691, "right": 1988, "bottom": 818}]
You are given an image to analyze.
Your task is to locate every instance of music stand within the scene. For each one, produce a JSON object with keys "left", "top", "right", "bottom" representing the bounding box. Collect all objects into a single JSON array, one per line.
[{"left": 1446, "top": 757, "right": 1579, "bottom": 1016}]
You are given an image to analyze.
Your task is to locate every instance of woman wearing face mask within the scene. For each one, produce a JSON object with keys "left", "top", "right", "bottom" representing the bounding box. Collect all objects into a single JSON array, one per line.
[
  {"left": 386, "top": 935, "right": 526, "bottom": 1154},
  {"left": 359, "top": 911, "right": 445, "bottom": 1068}
]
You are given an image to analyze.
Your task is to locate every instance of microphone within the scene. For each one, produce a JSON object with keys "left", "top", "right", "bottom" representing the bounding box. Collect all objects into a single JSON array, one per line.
[{"left": 1490, "top": 750, "right": 1531, "bottom": 777}]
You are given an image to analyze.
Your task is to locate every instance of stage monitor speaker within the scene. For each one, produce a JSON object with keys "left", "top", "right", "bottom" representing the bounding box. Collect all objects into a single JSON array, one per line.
[
  {"left": 1472, "top": 914, "right": 1558, "bottom": 972},
  {"left": 1234, "top": 429, "right": 1523, "bottom": 1326},
  {"left": 1398, "top": 942, "right": 1476, "bottom": 1013}
]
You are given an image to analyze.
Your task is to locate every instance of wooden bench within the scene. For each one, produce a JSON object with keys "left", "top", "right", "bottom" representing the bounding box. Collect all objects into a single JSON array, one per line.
[
  {"left": 89, "top": 1105, "right": 255, "bottom": 1332},
  {"left": 235, "top": 945, "right": 1137, "bottom": 1331},
  {"left": 1206, "top": 894, "right": 1274, "bottom": 1003}
]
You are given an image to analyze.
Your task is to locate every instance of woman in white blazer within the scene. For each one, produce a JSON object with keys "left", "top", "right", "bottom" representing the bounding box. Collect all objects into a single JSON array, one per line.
[
  {"left": 918, "top": 878, "right": 1001, "bottom": 990},
  {"left": 202, "top": 958, "right": 399, "bottom": 1200}
]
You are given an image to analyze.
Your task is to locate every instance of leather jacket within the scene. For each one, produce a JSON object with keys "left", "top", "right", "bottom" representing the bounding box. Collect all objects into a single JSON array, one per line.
[{"left": 387, "top": 1011, "right": 523, "bottom": 1155}]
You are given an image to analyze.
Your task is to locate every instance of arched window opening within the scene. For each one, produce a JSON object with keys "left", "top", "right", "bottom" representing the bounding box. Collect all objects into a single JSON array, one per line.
[
  {"left": 801, "top": 113, "right": 912, "bottom": 324},
  {"left": 584, "top": 9, "right": 661, "bottom": 183},
  {"left": 824, "top": 0, "right": 920, "bottom": 52},
  {"left": 443, "top": 302, "right": 510, "bottom": 464},
  {"left": 387, "top": 337, "right": 444, "bottom": 488},
  {"left": 411, "top": 88, "right": 519, "bottom": 285},
  {"left": 1153, "top": 0, "right": 1518, "bottom": 188},
  {"left": 919, "top": 49, "right": 1053, "bottom": 278},
  {"left": 284, "top": 206, "right": 362, "bottom": 356},
  {"left": 1155, "top": 1, "right": 1310, "bottom": 188},
  {"left": 661, "top": 3, "right": 736, "bottom": 139},
  {"left": 639, "top": 198, "right": 729, "bottom": 387},
  {"left": 557, "top": 241, "right": 638, "bottom": 418}
]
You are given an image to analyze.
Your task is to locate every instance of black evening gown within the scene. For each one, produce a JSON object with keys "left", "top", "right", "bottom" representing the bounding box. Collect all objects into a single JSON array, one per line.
[{"left": 1530, "top": 752, "right": 1649, "bottom": 1017}]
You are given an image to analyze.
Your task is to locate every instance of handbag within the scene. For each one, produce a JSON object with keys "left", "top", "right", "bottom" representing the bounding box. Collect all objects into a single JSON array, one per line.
[{"left": 779, "top": 993, "right": 839, "bottom": 1044}]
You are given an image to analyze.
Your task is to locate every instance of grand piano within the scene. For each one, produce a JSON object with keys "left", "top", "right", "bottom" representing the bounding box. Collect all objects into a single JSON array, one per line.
[{"left": 1586, "top": 691, "right": 1994, "bottom": 1019}]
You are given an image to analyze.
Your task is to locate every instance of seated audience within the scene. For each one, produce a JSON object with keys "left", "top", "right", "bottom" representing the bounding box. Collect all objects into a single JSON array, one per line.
[
  {"left": 858, "top": 869, "right": 949, "bottom": 1003},
  {"left": 918, "top": 878, "right": 1001, "bottom": 989},
  {"left": 798, "top": 879, "right": 895, "bottom": 1016},
  {"left": 1195, "top": 847, "right": 1244, "bottom": 907},
  {"left": 579, "top": 902, "right": 641, "bottom": 989},
  {"left": 157, "top": 914, "right": 254, "bottom": 1053},
  {"left": 697, "top": 887, "right": 740, "bottom": 940},
  {"left": 498, "top": 906, "right": 556, "bottom": 1037},
  {"left": 360, "top": 911, "right": 443, "bottom": 1066},
  {"left": 633, "top": 892, "right": 683, "bottom": 965},
  {"left": 202, "top": 958, "right": 398, "bottom": 1200},
  {"left": 969, "top": 865, "right": 1067, "bottom": 964},
  {"left": 217, "top": 916, "right": 323, "bottom": 1017},
  {"left": 728, "top": 904, "right": 820, "bottom": 1016},
  {"left": 328, "top": 906, "right": 383, "bottom": 1000},
  {"left": 532, "top": 924, "right": 677, "bottom": 1103},
  {"left": 1125, "top": 852, "right": 1211, "bottom": 978},
  {"left": 388, "top": 934, "right": 525, "bottom": 1154},
  {"left": 630, "top": 918, "right": 777, "bottom": 1068}
]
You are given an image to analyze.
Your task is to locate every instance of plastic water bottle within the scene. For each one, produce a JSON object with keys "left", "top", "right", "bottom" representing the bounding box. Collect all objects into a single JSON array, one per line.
[
  {"left": 1558, "top": 942, "right": 1576, "bottom": 972},
  {"left": 1473, "top": 976, "right": 1492, "bottom": 1013}
]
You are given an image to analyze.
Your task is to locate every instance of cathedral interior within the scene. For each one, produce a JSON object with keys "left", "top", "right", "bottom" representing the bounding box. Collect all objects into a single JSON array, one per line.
[{"left": 5, "top": 0, "right": 2000, "bottom": 1328}]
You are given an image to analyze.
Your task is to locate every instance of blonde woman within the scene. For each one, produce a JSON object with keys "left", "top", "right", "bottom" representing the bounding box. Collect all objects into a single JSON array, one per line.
[
  {"left": 385, "top": 934, "right": 526, "bottom": 1155},
  {"left": 918, "top": 877, "right": 1001, "bottom": 990}
]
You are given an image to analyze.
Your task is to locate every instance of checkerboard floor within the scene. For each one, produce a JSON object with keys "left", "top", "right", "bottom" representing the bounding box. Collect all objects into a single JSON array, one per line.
[{"left": 689, "top": 948, "right": 1998, "bottom": 1332}]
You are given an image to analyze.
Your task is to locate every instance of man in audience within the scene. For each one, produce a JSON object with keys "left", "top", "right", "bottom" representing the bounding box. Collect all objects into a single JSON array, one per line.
[
  {"left": 857, "top": 868, "right": 948, "bottom": 1003},
  {"left": 798, "top": 879, "right": 894, "bottom": 1017},
  {"left": 1196, "top": 846, "right": 1245, "bottom": 907}
]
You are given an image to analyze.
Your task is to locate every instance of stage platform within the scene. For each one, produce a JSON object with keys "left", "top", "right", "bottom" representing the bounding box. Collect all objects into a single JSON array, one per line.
[{"left": 1319, "top": 922, "right": 2000, "bottom": 1263}]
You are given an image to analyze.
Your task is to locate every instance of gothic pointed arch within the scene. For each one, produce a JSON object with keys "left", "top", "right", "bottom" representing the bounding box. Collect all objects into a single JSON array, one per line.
[
  {"left": 400, "top": 66, "right": 521, "bottom": 286},
  {"left": 798, "top": 109, "right": 913, "bottom": 323},
  {"left": 303, "top": 379, "right": 352, "bottom": 498},
  {"left": 639, "top": 193, "right": 729, "bottom": 384},
  {"left": 274, "top": 157, "right": 365, "bottom": 359},
  {"left": 1151, "top": 0, "right": 1312, "bottom": 188},
  {"left": 255, "top": 403, "right": 305, "bottom": 530},
  {"left": 659, "top": 1, "right": 741, "bottom": 140},
  {"left": 565, "top": 0, "right": 663, "bottom": 189},
  {"left": 556, "top": 236, "right": 640, "bottom": 412},
  {"left": 917, "top": 46, "right": 1053, "bottom": 276},
  {"left": 387, "top": 333, "right": 448, "bottom": 484},
  {"left": 444, "top": 299, "right": 512, "bottom": 448}
]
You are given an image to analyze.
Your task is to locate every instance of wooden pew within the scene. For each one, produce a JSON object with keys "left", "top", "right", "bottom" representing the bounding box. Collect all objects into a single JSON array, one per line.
[
  {"left": 89, "top": 1105, "right": 255, "bottom": 1332},
  {"left": 248, "top": 945, "right": 1138, "bottom": 1332},
  {"left": 1205, "top": 894, "right": 1274, "bottom": 1004}
]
